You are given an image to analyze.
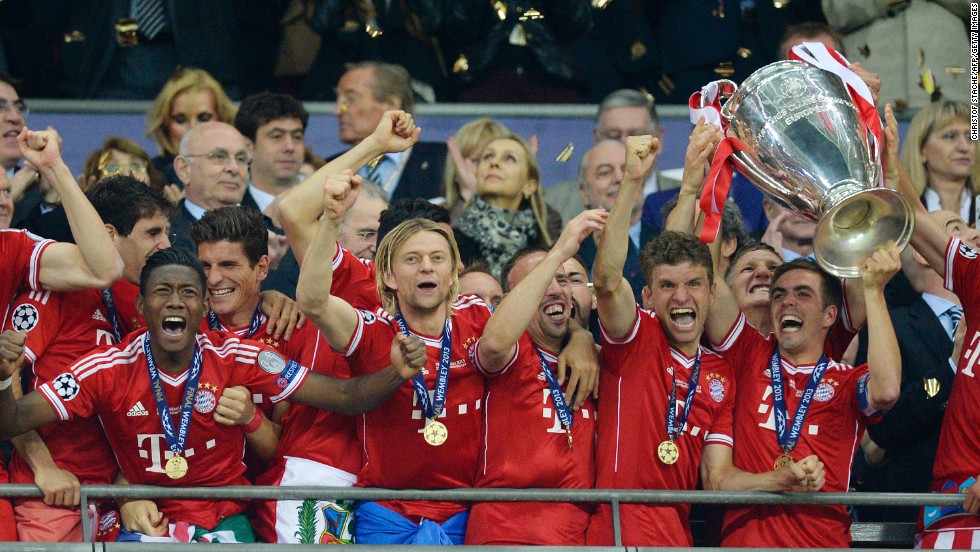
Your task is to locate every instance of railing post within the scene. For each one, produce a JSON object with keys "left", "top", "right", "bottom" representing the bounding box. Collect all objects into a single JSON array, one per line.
[
  {"left": 81, "top": 488, "right": 92, "bottom": 542},
  {"left": 611, "top": 496, "right": 622, "bottom": 546}
]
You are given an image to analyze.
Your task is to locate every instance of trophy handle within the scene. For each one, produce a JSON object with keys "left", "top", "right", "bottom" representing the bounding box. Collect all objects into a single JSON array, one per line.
[
  {"left": 867, "top": 130, "right": 881, "bottom": 185},
  {"left": 715, "top": 80, "right": 739, "bottom": 124}
]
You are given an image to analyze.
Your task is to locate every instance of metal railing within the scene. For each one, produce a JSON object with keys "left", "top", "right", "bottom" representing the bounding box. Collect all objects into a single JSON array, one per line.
[{"left": 0, "top": 484, "right": 963, "bottom": 546}]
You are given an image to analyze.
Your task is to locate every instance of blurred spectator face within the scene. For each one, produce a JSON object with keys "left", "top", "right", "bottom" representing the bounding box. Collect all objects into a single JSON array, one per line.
[
  {"left": 251, "top": 117, "right": 305, "bottom": 186},
  {"left": 459, "top": 270, "right": 503, "bottom": 308},
  {"left": 476, "top": 138, "right": 535, "bottom": 210},
  {"left": 763, "top": 198, "right": 817, "bottom": 243},
  {"left": 0, "top": 81, "right": 26, "bottom": 170},
  {"left": 177, "top": 123, "right": 250, "bottom": 209},
  {"left": 781, "top": 32, "right": 839, "bottom": 60},
  {"left": 580, "top": 140, "right": 628, "bottom": 212},
  {"left": 0, "top": 176, "right": 13, "bottom": 228},
  {"left": 921, "top": 117, "right": 975, "bottom": 183},
  {"left": 335, "top": 67, "right": 395, "bottom": 145},
  {"left": 100, "top": 149, "right": 150, "bottom": 184},
  {"left": 338, "top": 194, "right": 388, "bottom": 261},
  {"left": 728, "top": 248, "right": 782, "bottom": 313},
  {"left": 931, "top": 210, "right": 980, "bottom": 249},
  {"left": 168, "top": 89, "right": 218, "bottom": 150},
  {"left": 562, "top": 256, "right": 594, "bottom": 329},
  {"left": 594, "top": 106, "right": 654, "bottom": 143}
]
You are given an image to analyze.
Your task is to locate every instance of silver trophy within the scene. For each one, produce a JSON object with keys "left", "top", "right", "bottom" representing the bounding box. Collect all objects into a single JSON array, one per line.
[{"left": 714, "top": 60, "right": 913, "bottom": 278}]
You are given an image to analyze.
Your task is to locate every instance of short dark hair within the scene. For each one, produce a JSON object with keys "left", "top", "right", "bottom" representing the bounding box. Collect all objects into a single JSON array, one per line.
[
  {"left": 377, "top": 198, "right": 451, "bottom": 245},
  {"left": 661, "top": 197, "right": 750, "bottom": 254},
  {"left": 500, "top": 246, "right": 549, "bottom": 292},
  {"left": 190, "top": 206, "right": 268, "bottom": 266},
  {"left": 0, "top": 73, "right": 22, "bottom": 94},
  {"left": 86, "top": 175, "right": 174, "bottom": 236},
  {"left": 778, "top": 22, "right": 844, "bottom": 59},
  {"left": 234, "top": 92, "right": 309, "bottom": 142},
  {"left": 725, "top": 241, "right": 782, "bottom": 282},
  {"left": 770, "top": 258, "right": 842, "bottom": 312},
  {"left": 140, "top": 248, "right": 207, "bottom": 296},
  {"left": 640, "top": 231, "right": 714, "bottom": 284}
]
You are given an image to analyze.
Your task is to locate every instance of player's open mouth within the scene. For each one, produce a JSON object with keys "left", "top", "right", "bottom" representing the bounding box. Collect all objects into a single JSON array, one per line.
[
  {"left": 162, "top": 316, "right": 187, "bottom": 337},
  {"left": 543, "top": 303, "right": 565, "bottom": 321},
  {"left": 780, "top": 315, "right": 803, "bottom": 332},
  {"left": 749, "top": 285, "right": 769, "bottom": 295},
  {"left": 670, "top": 308, "right": 696, "bottom": 327},
  {"left": 417, "top": 281, "right": 437, "bottom": 291},
  {"left": 211, "top": 288, "right": 234, "bottom": 297}
]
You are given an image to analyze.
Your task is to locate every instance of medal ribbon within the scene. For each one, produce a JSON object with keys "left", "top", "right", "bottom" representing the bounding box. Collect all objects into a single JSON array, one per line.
[
  {"left": 536, "top": 347, "right": 573, "bottom": 432},
  {"left": 666, "top": 349, "right": 702, "bottom": 441},
  {"left": 769, "top": 346, "right": 828, "bottom": 453},
  {"left": 393, "top": 314, "right": 451, "bottom": 419},
  {"left": 207, "top": 304, "right": 263, "bottom": 339},
  {"left": 100, "top": 288, "right": 126, "bottom": 342},
  {"left": 143, "top": 333, "right": 203, "bottom": 458}
]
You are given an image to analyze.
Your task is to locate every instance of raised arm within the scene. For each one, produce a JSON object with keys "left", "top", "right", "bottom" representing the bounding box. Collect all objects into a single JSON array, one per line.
[
  {"left": 594, "top": 135, "right": 659, "bottom": 339},
  {"left": 477, "top": 209, "right": 607, "bottom": 372},
  {"left": 280, "top": 111, "right": 419, "bottom": 265},
  {"left": 664, "top": 119, "right": 722, "bottom": 234},
  {"left": 883, "top": 104, "right": 949, "bottom": 276},
  {"left": 295, "top": 173, "right": 364, "bottom": 351},
  {"left": 861, "top": 244, "right": 902, "bottom": 411},
  {"left": 19, "top": 129, "right": 124, "bottom": 290},
  {"left": 291, "top": 332, "right": 426, "bottom": 415}
]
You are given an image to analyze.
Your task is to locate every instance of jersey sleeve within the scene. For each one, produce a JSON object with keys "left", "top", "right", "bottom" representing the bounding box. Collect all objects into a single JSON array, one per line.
[
  {"left": 711, "top": 312, "right": 772, "bottom": 372},
  {"left": 36, "top": 348, "right": 111, "bottom": 421},
  {"left": 4, "top": 289, "right": 60, "bottom": 367},
  {"left": 470, "top": 332, "right": 522, "bottom": 378},
  {"left": 0, "top": 229, "right": 54, "bottom": 296},
  {"left": 331, "top": 244, "right": 380, "bottom": 310},
  {"left": 342, "top": 308, "right": 396, "bottom": 376},
  {"left": 851, "top": 366, "right": 886, "bottom": 423},
  {"left": 945, "top": 237, "right": 980, "bottom": 304},
  {"left": 228, "top": 340, "right": 310, "bottom": 404},
  {"left": 704, "top": 366, "right": 736, "bottom": 448}
]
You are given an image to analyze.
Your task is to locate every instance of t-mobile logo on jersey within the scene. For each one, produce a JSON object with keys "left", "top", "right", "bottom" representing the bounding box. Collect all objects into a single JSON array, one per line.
[
  {"left": 136, "top": 434, "right": 218, "bottom": 473},
  {"left": 959, "top": 331, "right": 980, "bottom": 377},
  {"left": 757, "top": 385, "right": 820, "bottom": 436},
  {"left": 410, "top": 391, "right": 481, "bottom": 434},
  {"left": 541, "top": 389, "right": 592, "bottom": 433}
]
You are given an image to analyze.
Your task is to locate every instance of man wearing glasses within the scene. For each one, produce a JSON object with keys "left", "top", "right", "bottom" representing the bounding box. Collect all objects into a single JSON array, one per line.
[
  {"left": 336, "top": 179, "right": 388, "bottom": 261},
  {"left": 169, "top": 122, "right": 251, "bottom": 253}
]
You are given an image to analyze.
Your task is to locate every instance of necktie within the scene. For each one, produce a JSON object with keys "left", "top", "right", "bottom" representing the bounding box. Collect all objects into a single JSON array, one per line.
[
  {"left": 947, "top": 306, "right": 963, "bottom": 340},
  {"left": 363, "top": 155, "right": 388, "bottom": 188},
  {"left": 135, "top": 0, "right": 166, "bottom": 40}
]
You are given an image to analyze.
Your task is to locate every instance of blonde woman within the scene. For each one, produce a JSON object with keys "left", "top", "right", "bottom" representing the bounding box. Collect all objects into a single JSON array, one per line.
[
  {"left": 443, "top": 117, "right": 511, "bottom": 223},
  {"left": 901, "top": 100, "right": 980, "bottom": 225},
  {"left": 145, "top": 68, "right": 237, "bottom": 189}
]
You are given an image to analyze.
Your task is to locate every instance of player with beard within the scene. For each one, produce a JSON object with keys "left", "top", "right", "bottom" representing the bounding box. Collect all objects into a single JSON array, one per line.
[
  {"left": 586, "top": 135, "right": 737, "bottom": 546},
  {"left": 466, "top": 209, "right": 605, "bottom": 545},
  {"left": 0, "top": 248, "right": 425, "bottom": 543}
]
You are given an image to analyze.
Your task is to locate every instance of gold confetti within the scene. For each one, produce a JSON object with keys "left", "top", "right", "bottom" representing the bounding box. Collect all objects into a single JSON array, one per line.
[
  {"left": 773, "top": 0, "right": 789, "bottom": 8},
  {"left": 365, "top": 23, "right": 383, "bottom": 38},
  {"left": 493, "top": 1, "right": 507, "bottom": 20},
  {"left": 630, "top": 41, "right": 647, "bottom": 61},
  {"left": 946, "top": 66, "right": 966, "bottom": 78},
  {"left": 736, "top": 47, "right": 752, "bottom": 59},
  {"left": 367, "top": 155, "right": 382, "bottom": 169},
  {"left": 592, "top": 0, "right": 613, "bottom": 8},
  {"left": 519, "top": 7, "right": 543, "bottom": 21},
  {"left": 920, "top": 69, "right": 935, "bottom": 94},
  {"left": 918, "top": 48, "right": 925, "bottom": 68},
  {"left": 924, "top": 378, "right": 940, "bottom": 398},
  {"left": 556, "top": 143, "right": 574, "bottom": 162},
  {"left": 452, "top": 54, "right": 469, "bottom": 74},
  {"left": 713, "top": 62, "right": 735, "bottom": 77}
]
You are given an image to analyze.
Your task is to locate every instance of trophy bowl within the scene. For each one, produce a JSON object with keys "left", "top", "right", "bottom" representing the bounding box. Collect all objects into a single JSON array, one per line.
[{"left": 719, "top": 60, "right": 914, "bottom": 278}]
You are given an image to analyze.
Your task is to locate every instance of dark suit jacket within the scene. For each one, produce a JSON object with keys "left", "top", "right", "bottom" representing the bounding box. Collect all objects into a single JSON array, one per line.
[
  {"left": 853, "top": 295, "right": 954, "bottom": 522},
  {"left": 169, "top": 199, "right": 198, "bottom": 254},
  {"left": 328, "top": 141, "right": 447, "bottom": 202},
  {"left": 578, "top": 222, "right": 657, "bottom": 303}
]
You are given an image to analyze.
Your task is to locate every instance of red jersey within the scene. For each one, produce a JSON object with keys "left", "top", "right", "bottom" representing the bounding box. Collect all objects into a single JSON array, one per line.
[
  {"left": 36, "top": 330, "right": 310, "bottom": 529},
  {"left": 331, "top": 244, "right": 380, "bottom": 310},
  {"left": 4, "top": 288, "right": 118, "bottom": 485},
  {"left": 107, "top": 279, "right": 144, "bottom": 335},
  {"left": 588, "top": 306, "right": 735, "bottom": 547},
  {"left": 933, "top": 239, "right": 980, "bottom": 501},
  {"left": 466, "top": 333, "right": 596, "bottom": 545},
  {"left": 343, "top": 295, "right": 497, "bottom": 523},
  {"left": 0, "top": 229, "right": 52, "bottom": 304},
  {"left": 713, "top": 312, "right": 883, "bottom": 548}
]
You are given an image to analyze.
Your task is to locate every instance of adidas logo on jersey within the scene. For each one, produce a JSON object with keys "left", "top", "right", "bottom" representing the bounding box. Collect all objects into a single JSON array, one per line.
[
  {"left": 537, "top": 372, "right": 547, "bottom": 381},
  {"left": 92, "top": 310, "right": 107, "bottom": 323},
  {"left": 127, "top": 401, "right": 149, "bottom": 417}
]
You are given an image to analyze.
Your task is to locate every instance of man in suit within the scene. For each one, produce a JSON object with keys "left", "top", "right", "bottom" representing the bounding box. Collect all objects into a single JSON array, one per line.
[
  {"left": 169, "top": 121, "right": 250, "bottom": 253},
  {"left": 575, "top": 139, "right": 656, "bottom": 302},
  {"left": 852, "top": 209, "right": 973, "bottom": 523},
  {"left": 545, "top": 89, "right": 666, "bottom": 227},
  {"left": 331, "top": 62, "right": 445, "bottom": 202}
]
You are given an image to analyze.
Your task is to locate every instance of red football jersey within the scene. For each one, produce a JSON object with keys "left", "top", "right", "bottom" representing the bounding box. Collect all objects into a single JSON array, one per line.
[
  {"left": 4, "top": 288, "right": 117, "bottom": 485},
  {"left": 588, "top": 306, "right": 735, "bottom": 547},
  {"left": 466, "top": 333, "right": 596, "bottom": 545},
  {"left": 343, "top": 295, "right": 497, "bottom": 523},
  {"left": 933, "top": 238, "right": 980, "bottom": 508},
  {"left": 36, "top": 330, "right": 310, "bottom": 529},
  {"left": 108, "top": 279, "right": 144, "bottom": 335},
  {"left": 713, "top": 312, "right": 882, "bottom": 548},
  {"left": 331, "top": 244, "right": 380, "bottom": 310},
  {"left": 0, "top": 229, "right": 52, "bottom": 305}
]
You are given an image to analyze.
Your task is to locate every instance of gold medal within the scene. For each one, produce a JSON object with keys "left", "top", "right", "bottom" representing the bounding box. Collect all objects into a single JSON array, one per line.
[
  {"left": 774, "top": 452, "right": 794, "bottom": 470},
  {"left": 423, "top": 419, "right": 448, "bottom": 446},
  {"left": 657, "top": 440, "right": 679, "bottom": 465},
  {"left": 165, "top": 454, "right": 188, "bottom": 480}
]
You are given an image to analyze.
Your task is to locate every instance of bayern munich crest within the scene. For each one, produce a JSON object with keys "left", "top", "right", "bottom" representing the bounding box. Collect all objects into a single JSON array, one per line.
[
  {"left": 708, "top": 378, "right": 725, "bottom": 402},
  {"left": 11, "top": 303, "right": 39, "bottom": 332},
  {"left": 814, "top": 381, "right": 836, "bottom": 402},
  {"left": 194, "top": 389, "right": 216, "bottom": 414}
]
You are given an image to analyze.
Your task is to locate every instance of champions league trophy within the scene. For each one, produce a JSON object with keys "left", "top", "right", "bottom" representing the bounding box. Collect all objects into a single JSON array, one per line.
[{"left": 711, "top": 60, "right": 914, "bottom": 278}]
